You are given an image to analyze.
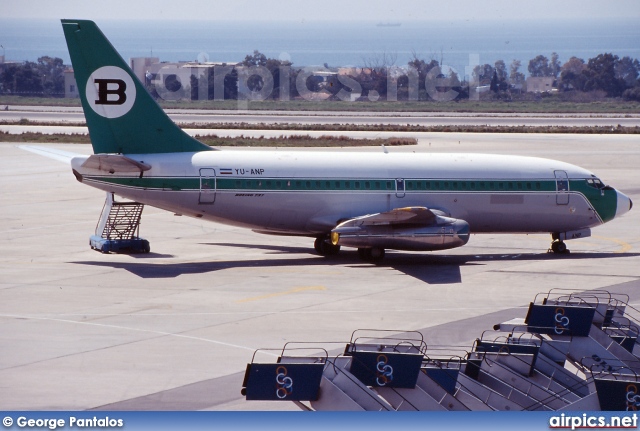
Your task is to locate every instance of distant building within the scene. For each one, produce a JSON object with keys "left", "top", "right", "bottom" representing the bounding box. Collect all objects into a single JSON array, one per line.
[
  {"left": 129, "top": 57, "right": 160, "bottom": 83},
  {"left": 526, "top": 76, "right": 555, "bottom": 93},
  {"left": 64, "top": 69, "right": 78, "bottom": 98}
]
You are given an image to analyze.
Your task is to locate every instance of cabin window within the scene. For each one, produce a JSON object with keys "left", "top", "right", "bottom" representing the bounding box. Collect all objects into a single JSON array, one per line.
[
  {"left": 355, "top": 181, "right": 361, "bottom": 189},
  {"left": 365, "top": 181, "right": 371, "bottom": 190},
  {"left": 305, "top": 181, "right": 311, "bottom": 189}
]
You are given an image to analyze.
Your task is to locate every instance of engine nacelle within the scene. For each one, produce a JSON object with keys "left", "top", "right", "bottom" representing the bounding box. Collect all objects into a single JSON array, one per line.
[{"left": 331, "top": 215, "right": 470, "bottom": 251}]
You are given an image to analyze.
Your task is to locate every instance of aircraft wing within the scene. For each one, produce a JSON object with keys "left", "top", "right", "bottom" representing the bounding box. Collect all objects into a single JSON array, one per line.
[{"left": 331, "top": 206, "right": 470, "bottom": 252}]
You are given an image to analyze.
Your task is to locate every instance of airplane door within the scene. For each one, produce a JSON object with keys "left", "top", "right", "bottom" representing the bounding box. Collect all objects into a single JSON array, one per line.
[
  {"left": 396, "top": 178, "right": 405, "bottom": 198},
  {"left": 554, "top": 170, "right": 569, "bottom": 205},
  {"left": 199, "top": 168, "right": 216, "bottom": 204}
]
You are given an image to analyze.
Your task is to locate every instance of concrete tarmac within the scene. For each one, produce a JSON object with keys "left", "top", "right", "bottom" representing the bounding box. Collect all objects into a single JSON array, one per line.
[
  {"left": 2, "top": 108, "right": 640, "bottom": 127},
  {"left": 1, "top": 134, "right": 639, "bottom": 410}
]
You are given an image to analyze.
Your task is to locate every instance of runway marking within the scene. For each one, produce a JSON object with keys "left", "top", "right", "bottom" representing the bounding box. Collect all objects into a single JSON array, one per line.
[
  {"left": 236, "top": 286, "right": 327, "bottom": 303},
  {"left": 0, "top": 313, "right": 273, "bottom": 356},
  {"left": 592, "top": 235, "right": 633, "bottom": 253}
]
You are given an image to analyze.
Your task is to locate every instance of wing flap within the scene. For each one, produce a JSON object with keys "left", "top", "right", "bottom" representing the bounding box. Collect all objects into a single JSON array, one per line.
[{"left": 348, "top": 206, "right": 437, "bottom": 226}]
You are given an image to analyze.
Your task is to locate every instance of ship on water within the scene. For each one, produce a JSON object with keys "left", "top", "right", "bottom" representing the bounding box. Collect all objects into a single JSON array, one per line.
[{"left": 376, "top": 21, "right": 401, "bottom": 27}]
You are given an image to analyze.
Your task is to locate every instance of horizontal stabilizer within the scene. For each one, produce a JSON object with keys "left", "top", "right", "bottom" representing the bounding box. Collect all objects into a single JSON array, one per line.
[
  {"left": 80, "top": 154, "right": 151, "bottom": 174},
  {"left": 18, "top": 145, "right": 83, "bottom": 164}
]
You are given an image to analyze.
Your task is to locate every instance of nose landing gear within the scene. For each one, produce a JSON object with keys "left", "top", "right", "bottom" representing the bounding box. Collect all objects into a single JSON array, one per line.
[{"left": 549, "top": 235, "right": 570, "bottom": 254}]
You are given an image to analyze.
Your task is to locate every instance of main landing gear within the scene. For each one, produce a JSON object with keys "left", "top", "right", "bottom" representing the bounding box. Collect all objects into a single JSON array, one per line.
[
  {"left": 313, "top": 236, "right": 386, "bottom": 263},
  {"left": 357, "top": 247, "right": 385, "bottom": 263},
  {"left": 549, "top": 233, "right": 570, "bottom": 255},
  {"left": 314, "top": 236, "right": 340, "bottom": 256}
]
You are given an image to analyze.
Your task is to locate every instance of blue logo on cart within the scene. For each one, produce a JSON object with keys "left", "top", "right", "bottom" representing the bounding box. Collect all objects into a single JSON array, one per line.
[
  {"left": 627, "top": 384, "right": 640, "bottom": 411},
  {"left": 554, "top": 307, "right": 570, "bottom": 334},
  {"left": 276, "top": 366, "right": 293, "bottom": 399},
  {"left": 376, "top": 355, "right": 394, "bottom": 386}
]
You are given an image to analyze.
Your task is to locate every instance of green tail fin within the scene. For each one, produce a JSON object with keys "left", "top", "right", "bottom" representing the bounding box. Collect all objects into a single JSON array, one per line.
[{"left": 61, "top": 19, "right": 212, "bottom": 154}]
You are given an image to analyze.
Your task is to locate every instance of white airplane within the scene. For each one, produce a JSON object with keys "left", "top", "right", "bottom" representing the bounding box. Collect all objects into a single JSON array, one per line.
[{"left": 41, "top": 19, "right": 633, "bottom": 261}]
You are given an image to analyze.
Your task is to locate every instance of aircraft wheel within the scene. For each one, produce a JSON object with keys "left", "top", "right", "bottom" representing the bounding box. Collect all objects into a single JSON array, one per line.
[
  {"left": 357, "top": 247, "right": 385, "bottom": 263},
  {"left": 369, "top": 247, "right": 385, "bottom": 262},
  {"left": 315, "top": 237, "right": 340, "bottom": 256},
  {"left": 551, "top": 240, "right": 569, "bottom": 254}
]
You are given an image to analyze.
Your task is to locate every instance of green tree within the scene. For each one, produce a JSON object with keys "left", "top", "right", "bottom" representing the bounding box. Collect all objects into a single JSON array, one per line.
[
  {"left": 559, "top": 56, "right": 586, "bottom": 91},
  {"left": 550, "top": 52, "right": 561, "bottom": 78},
  {"left": 473, "top": 63, "right": 494, "bottom": 86},
  {"left": 583, "top": 53, "right": 625, "bottom": 97},
  {"left": 509, "top": 59, "right": 525, "bottom": 88},
  {"left": 493, "top": 60, "right": 509, "bottom": 91},
  {"left": 13, "top": 62, "right": 43, "bottom": 94},
  {"left": 36, "top": 56, "right": 65, "bottom": 96},
  {"left": 407, "top": 53, "right": 439, "bottom": 96},
  {"left": 615, "top": 56, "right": 640, "bottom": 88},
  {"left": 528, "top": 55, "right": 551, "bottom": 77}
]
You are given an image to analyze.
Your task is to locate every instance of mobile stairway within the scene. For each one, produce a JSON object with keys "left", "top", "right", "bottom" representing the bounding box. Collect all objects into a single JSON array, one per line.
[
  {"left": 241, "top": 290, "right": 640, "bottom": 411},
  {"left": 89, "top": 192, "right": 150, "bottom": 254}
]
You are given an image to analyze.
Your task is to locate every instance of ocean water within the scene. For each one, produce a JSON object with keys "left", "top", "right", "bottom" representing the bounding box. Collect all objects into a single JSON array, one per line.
[{"left": 1, "top": 18, "right": 639, "bottom": 77}]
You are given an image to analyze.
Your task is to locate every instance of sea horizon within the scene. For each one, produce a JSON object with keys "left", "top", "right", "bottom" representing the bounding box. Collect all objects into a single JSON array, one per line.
[{"left": 1, "top": 17, "right": 638, "bottom": 77}]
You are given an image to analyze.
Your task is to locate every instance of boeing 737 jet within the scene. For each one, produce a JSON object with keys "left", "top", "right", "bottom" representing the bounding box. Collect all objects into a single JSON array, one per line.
[{"left": 48, "top": 19, "right": 632, "bottom": 261}]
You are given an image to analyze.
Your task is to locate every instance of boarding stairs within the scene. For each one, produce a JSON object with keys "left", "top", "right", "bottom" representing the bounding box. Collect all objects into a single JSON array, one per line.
[
  {"left": 241, "top": 290, "right": 640, "bottom": 411},
  {"left": 89, "top": 192, "right": 150, "bottom": 253}
]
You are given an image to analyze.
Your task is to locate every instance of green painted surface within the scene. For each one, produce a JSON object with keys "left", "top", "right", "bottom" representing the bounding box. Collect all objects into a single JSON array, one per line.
[{"left": 61, "top": 20, "right": 211, "bottom": 155}]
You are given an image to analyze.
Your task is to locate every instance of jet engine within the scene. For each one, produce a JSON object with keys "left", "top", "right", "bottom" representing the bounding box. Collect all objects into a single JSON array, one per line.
[{"left": 330, "top": 208, "right": 470, "bottom": 252}]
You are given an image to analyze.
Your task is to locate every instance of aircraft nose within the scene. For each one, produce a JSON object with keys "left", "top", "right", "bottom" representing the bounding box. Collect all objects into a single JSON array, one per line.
[{"left": 616, "top": 190, "right": 633, "bottom": 218}]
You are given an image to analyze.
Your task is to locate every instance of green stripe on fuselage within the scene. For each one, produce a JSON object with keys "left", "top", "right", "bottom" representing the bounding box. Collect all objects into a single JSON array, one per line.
[
  {"left": 87, "top": 176, "right": 558, "bottom": 192},
  {"left": 85, "top": 175, "right": 617, "bottom": 221}
]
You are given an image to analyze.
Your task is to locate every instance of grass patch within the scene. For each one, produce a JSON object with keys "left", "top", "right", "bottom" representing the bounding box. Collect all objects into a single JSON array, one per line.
[
  {"left": 4, "top": 119, "right": 638, "bottom": 135},
  {"left": 0, "top": 131, "right": 417, "bottom": 147},
  {"left": 2, "top": 94, "right": 640, "bottom": 114}
]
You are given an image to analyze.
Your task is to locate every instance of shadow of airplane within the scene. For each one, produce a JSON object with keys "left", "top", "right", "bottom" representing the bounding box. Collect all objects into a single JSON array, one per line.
[{"left": 73, "top": 241, "right": 640, "bottom": 285}]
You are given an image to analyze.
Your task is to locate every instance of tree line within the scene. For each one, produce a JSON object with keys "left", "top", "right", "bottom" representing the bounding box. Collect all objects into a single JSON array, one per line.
[
  {"left": 1, "top": 51, "right": 639, "bottom": 102},
  {"left": 0, "top": 56, "right": 66, "bottom": 96}
]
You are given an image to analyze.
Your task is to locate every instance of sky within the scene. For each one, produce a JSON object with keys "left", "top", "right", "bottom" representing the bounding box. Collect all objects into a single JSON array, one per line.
[{"left": 4, "top": 0, "right": 640, "bottom": 22}]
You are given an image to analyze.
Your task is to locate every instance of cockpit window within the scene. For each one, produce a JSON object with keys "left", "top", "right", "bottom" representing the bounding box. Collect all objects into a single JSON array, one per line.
[{"left": 586, "top": 178, "right": 605, "bottom": 189}]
